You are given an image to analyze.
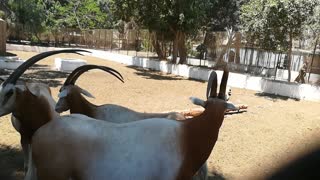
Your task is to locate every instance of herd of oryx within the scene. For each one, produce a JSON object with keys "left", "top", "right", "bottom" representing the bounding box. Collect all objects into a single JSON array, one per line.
[{"left": 0, "top": 49, "right": 237, "bottom": 180}]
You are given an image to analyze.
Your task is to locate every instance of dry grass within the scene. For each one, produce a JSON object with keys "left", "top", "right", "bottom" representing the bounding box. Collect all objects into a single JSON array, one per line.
[{"left": 0, "top": 51, "right": 319, "bottom": 179}]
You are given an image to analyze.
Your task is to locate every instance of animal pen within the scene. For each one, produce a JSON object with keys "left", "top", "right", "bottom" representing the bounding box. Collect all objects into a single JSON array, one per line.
[{"left": 7, "top": 28, "right": 320, "bottom": 84}]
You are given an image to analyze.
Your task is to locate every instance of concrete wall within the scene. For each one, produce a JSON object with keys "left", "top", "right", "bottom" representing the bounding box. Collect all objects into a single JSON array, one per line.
[
  {"left": 0, "top": 19, "right": 6, "bottom": 54},
  {"left": 5, "top": 44, "right": 320, "bottom": 101},
  {"left": 89, "top": 50, "right": 320, "bottom": 101},
  {"left": 0, "top": 56, "right": 24, "bottom": 69},
  {"left": 54, "top": 58, "right": 87, "bottom": 72}
]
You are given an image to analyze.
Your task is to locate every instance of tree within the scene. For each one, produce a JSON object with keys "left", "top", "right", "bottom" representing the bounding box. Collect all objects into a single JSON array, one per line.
[
  {"left": 204, "top": 0, "right": 242, "bottom": 66},
  {"left": 42, "top": 0, "right": 110, "bottom": 30},
  {"left": 8, "top": 0, "right": 46, "bottom": 42},
  {"left": 306, "top": 2, "right": 320, "bottom": 82},
  {"left": 110, "top": 0, "right": 209, "bottom": 64},
  {"left": 241, "top": 0, "right": 317, "bottom": 82}
]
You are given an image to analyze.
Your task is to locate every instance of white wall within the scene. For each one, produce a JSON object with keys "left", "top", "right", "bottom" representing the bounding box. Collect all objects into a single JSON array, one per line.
[
  {"left": 0, "top": 56, "right": 24, "bottom": 69},
  {"left": 6, "top": 44, "right": 320, "bottom": 101},
  {"left": 89, "top": 50, "right": 320, "bottom": 101}
]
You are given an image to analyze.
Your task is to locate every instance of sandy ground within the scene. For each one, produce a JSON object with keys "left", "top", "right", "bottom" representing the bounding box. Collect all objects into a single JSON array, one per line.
[{"left": 0, "top": 51, "right": 320, "bottom": 180}]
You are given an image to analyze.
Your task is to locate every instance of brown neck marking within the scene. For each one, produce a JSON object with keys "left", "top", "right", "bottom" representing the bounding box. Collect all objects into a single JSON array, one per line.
[
  {"left": 68, "top": 87, "right": 97, "bottom": 118},
  {"left": 14, "top": 90, "right": 56, "bottom": 138},
  {"left": 177, "top": 99, "right": 226, "bottom": 179}
]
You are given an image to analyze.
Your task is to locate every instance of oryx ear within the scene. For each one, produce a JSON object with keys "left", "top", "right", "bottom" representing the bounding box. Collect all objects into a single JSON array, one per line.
[
  {"left": 25, "top": 83, "right": 41, "bottom": 97},
  {"left": 189, "top": 97, "right": 206, "bottom": 107},
  {"left": 226, "top": 102, "right": 238, "bottom": 111},
  {"left": 79, "top": 87, "right": 95, "bottom": 98}
]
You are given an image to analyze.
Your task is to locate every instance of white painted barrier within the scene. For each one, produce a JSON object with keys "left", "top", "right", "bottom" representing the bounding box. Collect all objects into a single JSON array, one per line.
[
  {"left": 54, "top": 58, "right": 87, "bottom": 72},
  {"left": 0, "top": 56, "right": 25, "bottom": 69},
  {"left": 5, "top": 44, "right": 320, "bottom": 101},
  {"left": 88, "top": 50, "right": 320, "bottom": 101}
]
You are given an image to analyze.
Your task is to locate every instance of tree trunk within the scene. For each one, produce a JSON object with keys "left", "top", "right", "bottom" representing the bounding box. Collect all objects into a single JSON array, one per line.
[
  {"left": 215, "top": 31, "right": 234, "bottom": 68},
  {"left": 0, "top": 19, "right": 6, "bottom": 55},
  {"left": 177, "top": 31, "right": 187, "bottom": 64},
  {"left": 235, "top": 32, "right": 241, "bottom": 64},
  {"left": 150, "top": 31, "right": 165, "bottom": 60},
  {"left": 203, "top": 32, "right": 216, "bottom": 60},
  {"left": 287, "top": 33, "right": 293, "bottom": 82},
  {"left": 308, "top": 36, "right": 319, "bottom": 83},
  {"left": 172, "top": 33, "right": 179, "bottom": 63}
]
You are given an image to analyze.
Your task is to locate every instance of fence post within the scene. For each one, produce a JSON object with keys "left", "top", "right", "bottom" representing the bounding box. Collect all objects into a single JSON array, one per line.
[
  {"left": 110, "top": 30, "right": 113, "bottom": 52},
  {"left": 0, "top": 18, "right": 6, "bottom": 55},
  {"left": 308, "top": 37, "right": 319, "bottom": 83},
  {"left": 104, "top": 29, "right": 106, "bottom": 50},
  {"left": 146, "top": 31, "right": 149, "bottom": 58}
]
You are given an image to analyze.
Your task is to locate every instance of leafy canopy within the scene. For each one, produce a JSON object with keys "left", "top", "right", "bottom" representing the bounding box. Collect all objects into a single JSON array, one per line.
[{"left": 241, "top": 0, "right": 317, "bottom": 51}]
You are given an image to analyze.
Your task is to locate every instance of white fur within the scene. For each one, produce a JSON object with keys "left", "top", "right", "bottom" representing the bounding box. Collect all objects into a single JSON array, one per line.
[
  {"left": 55, "top": 85, "right": 206, "bottom": 179},
  {"left": 93, "top": 104, "right": 184, "bottom": 123},
  {"left": 32, "top": 114, "right": 184, "bottom": 180}
]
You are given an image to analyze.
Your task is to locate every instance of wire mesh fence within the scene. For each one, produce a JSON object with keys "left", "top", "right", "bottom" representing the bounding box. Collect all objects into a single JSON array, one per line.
[{"left": 7, "top": 28, "right": 320, "bottom": 84}]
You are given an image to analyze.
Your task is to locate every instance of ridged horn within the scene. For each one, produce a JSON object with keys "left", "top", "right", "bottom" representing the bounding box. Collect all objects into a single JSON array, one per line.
[
  {"left": 63, "top": 65, "right": 124, "bottom": 88},
  {"left": 2, "top": 49, "right": 90, "bottom": 87},
  {"left": 218, "top": 67, "right": 229, "bottom": 100},
  {"left": 206, "top": 71, "right": 218, "bottom": 99}
]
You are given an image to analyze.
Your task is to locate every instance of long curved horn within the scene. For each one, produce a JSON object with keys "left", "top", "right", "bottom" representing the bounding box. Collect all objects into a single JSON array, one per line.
[
  {"left": 206, "top": 71, "right": 218, "bottom": 98},
  {"left": 218, "top": 67, "right": 229, "bottom": 100},
  {"left": 70, "top": 65, "right": 124, "bottom": 84},
  {"left": 63, "top": 65, "right": 124, "bottom": 87},
  {"left": 2, "top": 49, "right": 90, "bottom": 86}
]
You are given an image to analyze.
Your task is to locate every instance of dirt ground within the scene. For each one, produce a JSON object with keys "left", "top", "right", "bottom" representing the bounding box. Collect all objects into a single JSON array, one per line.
[{"left": 0, "top": 51, "right": 320, "bottom": 180}]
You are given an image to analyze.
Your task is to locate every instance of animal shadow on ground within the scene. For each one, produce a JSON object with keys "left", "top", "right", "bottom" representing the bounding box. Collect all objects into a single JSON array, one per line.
[
  {"left": 0, "top": 68, "right": 68, "bottom": 87},
  {"left": 22, "top": 70, "right": 70, "bottom": 87},
  {"left": 29, "top": 64, "right": 51, "bottom": 70},
  {"left": 255, "top": 92, "right": 299, "bottom": 102},
  {"left": 0, "top": 145, "right": 24, "bottom": 180},
  {"left": 0, "top": 52, "right": 17, "bottom": 56},
  {"left": 0, "top": 64, "right": 50, "bottom": 76},
  {"left": 127, "top": 66, "right": 185, "bottom": 81}
]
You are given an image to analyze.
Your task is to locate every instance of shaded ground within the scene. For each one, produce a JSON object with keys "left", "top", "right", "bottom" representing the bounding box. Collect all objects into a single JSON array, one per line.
[{"left": 0, "top": 51, "right": 320, "bottom": 179}]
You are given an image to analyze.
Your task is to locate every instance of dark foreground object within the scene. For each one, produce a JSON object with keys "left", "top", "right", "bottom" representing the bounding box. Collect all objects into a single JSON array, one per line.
[{"left": 267, "top": 148, "right": 320, "bottom": 180}]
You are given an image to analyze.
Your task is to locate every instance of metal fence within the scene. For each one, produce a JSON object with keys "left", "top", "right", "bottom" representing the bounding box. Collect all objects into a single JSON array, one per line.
[{"left": 7, "top": 28, "right": 320, "bottom": 80}]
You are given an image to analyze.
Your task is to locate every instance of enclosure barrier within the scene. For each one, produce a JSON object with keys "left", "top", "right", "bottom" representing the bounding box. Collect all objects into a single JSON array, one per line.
[
  {"left": 83, "top": 49, "right": 320, "bottom": 102},
  {"left": 6, "top": 44, "right": 320, "bottom": 101}
]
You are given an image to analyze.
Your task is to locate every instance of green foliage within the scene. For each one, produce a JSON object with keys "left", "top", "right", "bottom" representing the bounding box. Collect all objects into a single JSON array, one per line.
[
  {"left": 109, "top": 0, "right": 138, "bottom": 23},
  {"left": 307, "top": 2, "right": 320, "bottom": 38},
  {"left": 206, "top": 0, "right": 242, "bottom": 31},
  {"left": 241, "top": 0, "right": 318, "bottom": 82},
  {"left": 110, "top": 0, "right": 209, "bottom": 35},
  {"left": 42, "top": 0, "right": 110, "bottom": 31},
  {"left": 241, "top": 0, "right": 317, "bottom": 51},
  {"left": 8, "top": 0, "right": 46, "bottom": 37}
]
